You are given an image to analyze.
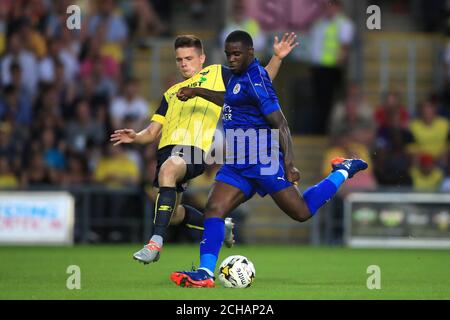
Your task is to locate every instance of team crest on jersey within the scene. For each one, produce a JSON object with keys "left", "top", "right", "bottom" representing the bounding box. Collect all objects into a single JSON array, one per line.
[{"left": 233, "top": 83, "right": 241, "bottom": 94}]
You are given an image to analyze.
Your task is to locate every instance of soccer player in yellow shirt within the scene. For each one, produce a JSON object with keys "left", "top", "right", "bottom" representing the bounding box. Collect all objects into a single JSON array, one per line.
[{"left": 110, "top": 33, "right": 298, "bottom": 264}]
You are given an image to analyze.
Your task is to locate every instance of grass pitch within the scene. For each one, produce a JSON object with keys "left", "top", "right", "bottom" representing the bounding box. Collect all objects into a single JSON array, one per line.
[{"left": 0, "top": 244, "right": 449, "bottom": 300}]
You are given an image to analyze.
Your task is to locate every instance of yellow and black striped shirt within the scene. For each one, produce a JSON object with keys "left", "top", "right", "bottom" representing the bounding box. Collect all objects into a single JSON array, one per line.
[{"left": 151, "top": 64, "right": 231, "bottom": 152}]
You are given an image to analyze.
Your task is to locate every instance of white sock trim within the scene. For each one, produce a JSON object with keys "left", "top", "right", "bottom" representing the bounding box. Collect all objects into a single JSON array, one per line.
[
  {"left": 198, "top": 267, "right": 214, "bottom": 277},
  {"left": 336, "top": 169, "right": 349, "bottom": 180}
]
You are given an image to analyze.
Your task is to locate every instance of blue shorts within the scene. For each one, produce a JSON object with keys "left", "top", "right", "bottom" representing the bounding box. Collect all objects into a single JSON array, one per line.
[{"left": 215, "top": 162, "right": 293, "bottom": 199}]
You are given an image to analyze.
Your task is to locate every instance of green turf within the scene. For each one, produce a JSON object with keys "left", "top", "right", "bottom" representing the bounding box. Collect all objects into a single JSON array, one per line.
[{"left": 0, "top": 244, "right": 449, "bottom": 300}]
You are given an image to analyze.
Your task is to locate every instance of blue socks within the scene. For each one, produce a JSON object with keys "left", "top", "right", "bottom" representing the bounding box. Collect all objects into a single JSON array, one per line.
[
  {"left": 303, "top": 170, "right": 348, "bottom": 215},
  {"left": 199, "top": 217, "right": 225, "bottom": 276}
]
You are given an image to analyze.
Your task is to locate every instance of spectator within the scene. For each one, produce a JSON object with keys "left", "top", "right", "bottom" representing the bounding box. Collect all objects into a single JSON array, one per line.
[
  {"left": 110, "top": 78, "right": 151, "bottom": 130},
  {"left": 75, "top": 74, "right": 109, "bottom": 112},
  {"left": 374, "top": 111, "right": 413, "bottom": 186},
  {"left": 91, "top": 56, "right": 118, "bottom": 100},
  {"left": 329, "top": 83, "right": 374, "bottom": 145},
  {"left": 410, "top": 153, "right": 444, "bottom": 191},
  {"left": 220, "top": 0, "right": 266, "bottom": 55},
  {"left": 0, "top": 122, "right": 18, "bottom": 165},
  {"left": 88, "top": 0, "right": 128, "bottom": 64},
  {"left": 62, "top": 153, "right": 90, "bottom": 186},
  {"left": 19, "top": 17, "right": 47, "bottom": 59},
  {"left": 38, "top": 37, "right": 79, "bottom": 84},
  {"left": 1, "top": 32, "right": 38, "bottom": 97},
  {"left": 374, "top": 90, "right": 409, "bottom": 129},
  {"left": 309, "top": 0, "right": 355, "bottom": 133},
  {"left": 0, "top": 156, "right": 18, "bottom": 189},
  {"left": 45, "top": 0, "right": 81, "bottom": 38},
  {"left": 41, "top": 128, "right": 66, "bottom": 171},
  {"left": 0, "top": 85, "right": 32, "bottom": 126},
  {"left": 79, "top": 37, "right": 120, "bottom": 79},
  {"left": 9, "top": 62, "right": 33, "bottom": 103},
  {"left": 20, "top": 151, "right": 58, "bottom": 187},
  {"left": 54, "top": 59, "right": 77, "bottom": 119},
  {"left": 408, "top": 99, "right": 449, "bottom": 163},
  {"left": 65, "top": 99, "right": 106, "bottom": 153},
  {"left": 122, "top": 0, "right": 168, "bottom": 42},
  {"left": 33, "top": 83, "right": 65, "bottom": 132},
  {"left": 89, "top": 0, "right": 129, "bottom": 43},
  {"left": 94, "top": 144, "right": 140, "bottom": 188}
]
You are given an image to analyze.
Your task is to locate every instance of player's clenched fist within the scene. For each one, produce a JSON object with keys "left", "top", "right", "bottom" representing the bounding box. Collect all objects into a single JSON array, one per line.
[
  {"left": 177, "top": 87, "right": 197, "bottom": 101},
  {"left": 110, "top": 129, "right": 137, "bottom": 146}
]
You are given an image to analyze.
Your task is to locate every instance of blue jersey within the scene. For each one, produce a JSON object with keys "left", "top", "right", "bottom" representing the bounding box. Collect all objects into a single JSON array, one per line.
[
  {"left": 222, "top": 59, "right": 281, "bottom": 166},
  {"left": 215, "top": 59, "right": 292, "bottom": 198}
]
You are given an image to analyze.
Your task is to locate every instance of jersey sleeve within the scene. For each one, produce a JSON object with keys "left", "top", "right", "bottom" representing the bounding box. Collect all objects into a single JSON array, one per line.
[
  {"left": 248, "top": 67, "right": 281, "bottom": 116},
  {"left": 151, "top": 96, "right": 168, "bottom": 125},
  {"left": 221, "top": 65, "right": 233, "bottom": 86}
]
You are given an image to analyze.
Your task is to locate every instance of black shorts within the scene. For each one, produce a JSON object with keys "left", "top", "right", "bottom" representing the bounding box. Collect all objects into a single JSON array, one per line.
[{"left": 153, "top": 145, "right": 206, "bottom": 192}]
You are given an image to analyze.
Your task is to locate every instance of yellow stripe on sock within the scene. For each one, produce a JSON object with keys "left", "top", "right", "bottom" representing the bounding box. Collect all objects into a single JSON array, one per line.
[
  {"left": 186, "top": 224, "right": 205, "bottom": 231},
  {"left": 153, "top": 193, "right": 160, "bottom": 224}
]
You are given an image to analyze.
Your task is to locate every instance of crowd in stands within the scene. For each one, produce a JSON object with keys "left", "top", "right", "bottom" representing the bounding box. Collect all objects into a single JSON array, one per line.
[
  {"left": 324, "top": 88, "right": 450, "bottom": 193},
  {"left": 0, "top": 0, "right": 170, "bottom": 193}
]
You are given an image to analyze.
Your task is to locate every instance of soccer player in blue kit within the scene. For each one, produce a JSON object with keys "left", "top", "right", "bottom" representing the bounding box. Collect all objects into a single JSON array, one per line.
[{"left": 171, "top": 31, "right": 368, "bottom": 288}]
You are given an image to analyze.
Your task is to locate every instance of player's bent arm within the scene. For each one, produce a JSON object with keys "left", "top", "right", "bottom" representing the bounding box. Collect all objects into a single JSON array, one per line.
[
  {"left": 193, "top": 88, "right": 225, "bottom": 106},
  {"left": 111, "top": 121, "right": 162, "bottom": 146},
  {"left": 134, "top": 121, "right": 163, "bottom": 144},
  {"left": 177, "top": 87, "right": 225, "bottom": 106},
  {"left": 265, "top": 110, "right": 295, "bottom": 165},
  {"left": 265, "top": 110, "right": 300, "bottom": 184}
]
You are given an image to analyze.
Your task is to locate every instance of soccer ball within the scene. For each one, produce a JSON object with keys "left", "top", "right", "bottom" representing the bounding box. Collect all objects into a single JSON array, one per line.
[{"left": 218, "top": 255, "right": 255, "bottom": 288}]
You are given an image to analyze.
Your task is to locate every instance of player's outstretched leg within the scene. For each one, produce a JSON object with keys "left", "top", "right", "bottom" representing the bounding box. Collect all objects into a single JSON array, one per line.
[
  {"left": 302, "top": 157, "right": 368, "bottom": 215},
  {"left": 272, "top": 158, "right": 368, "bottom": 222},
  {"left": 170, "top": 182, "right": 245, "bottom": 288}
]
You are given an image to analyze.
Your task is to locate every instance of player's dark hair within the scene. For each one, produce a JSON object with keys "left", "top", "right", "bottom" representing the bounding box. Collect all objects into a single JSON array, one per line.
[
  {"left": 174, "top": 35, "right": 203, "bottom": 54},
  {"left": 225, "top": 30, "right": 253, "bottom": 48}
]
